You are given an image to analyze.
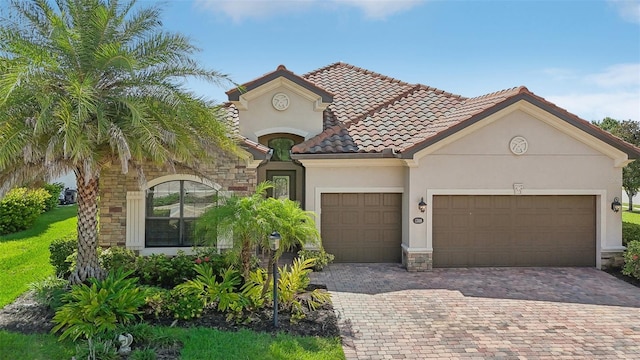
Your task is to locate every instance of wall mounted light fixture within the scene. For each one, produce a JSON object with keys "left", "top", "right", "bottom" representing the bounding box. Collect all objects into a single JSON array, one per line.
[
  {"left": 611, "top": 197, "right": 622, "bottom": 213},
  {"left": 418, "top": 197, "right": 427, "bottom": 213}
]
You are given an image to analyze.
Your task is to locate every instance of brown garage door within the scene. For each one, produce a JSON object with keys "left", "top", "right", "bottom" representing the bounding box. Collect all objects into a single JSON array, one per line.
[
  {"left": 433, "top": 195, "right": 595, "bottom": 267},
  {"left": 321, "top": 193, "right": 402, "bottom": 262}
]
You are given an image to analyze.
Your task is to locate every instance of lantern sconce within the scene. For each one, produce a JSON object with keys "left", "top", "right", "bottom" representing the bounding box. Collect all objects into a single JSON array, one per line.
[
  {"left": 418, "top": 197, "right": 427, "bottom": 213},
  {"left": 611, "top": 197, "right": 622, "bottom": 213}
]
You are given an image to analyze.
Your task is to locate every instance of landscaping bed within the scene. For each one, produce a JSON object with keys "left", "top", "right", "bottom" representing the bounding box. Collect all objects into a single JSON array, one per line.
[{"left": 0, "top": 287, "right": 339, "bottom": 338}]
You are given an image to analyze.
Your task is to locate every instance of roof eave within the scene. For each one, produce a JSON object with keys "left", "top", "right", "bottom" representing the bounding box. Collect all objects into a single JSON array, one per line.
[
  {"left": 227, "top": 67, "right": 334, "bottom": 103},
  {"left": 401, "top": 93, "right": 640, "bottom": 160}
]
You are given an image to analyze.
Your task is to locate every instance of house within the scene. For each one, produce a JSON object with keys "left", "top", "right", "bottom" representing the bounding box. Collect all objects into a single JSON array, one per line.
[{"left": 99, "top": 62, "right": 640, "bottom": 270}]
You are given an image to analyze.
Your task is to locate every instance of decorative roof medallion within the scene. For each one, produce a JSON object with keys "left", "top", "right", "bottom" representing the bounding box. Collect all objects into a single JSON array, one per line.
[
  {"left": 509, "top": 136, "right": 528, "bottom": 155},
  {"left": 272, "top": 93, "right": 290, "bottom": 111}
]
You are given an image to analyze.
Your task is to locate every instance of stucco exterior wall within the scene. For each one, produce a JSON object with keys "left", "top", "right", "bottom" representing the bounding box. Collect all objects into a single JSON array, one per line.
[
  {"left": 301, "top": 160, "right": 406, "bottom": 232},
  {"left": 99, "top": 148, "right": 257, "bottom": 250},
  {"left": 238, "top": 87, "right": 324, "bottom": 142},
  {"left": 406, "top": 109, "right": 624, "bottom": 268}
]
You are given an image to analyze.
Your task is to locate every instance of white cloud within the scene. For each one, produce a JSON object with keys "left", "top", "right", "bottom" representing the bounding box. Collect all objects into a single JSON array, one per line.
[
  {"left": 585, "top": 63, "right": 640, "bottom": 88},
  {"left": 540, "top": 63, "right": 640, "bottom": 121},
  {"left": 548, "top": 91, "right": 640, "bottom": 122},
  {"left": 608, "top": 0, "right": 640, "bottom": 24},
  {"left": 194, "top": 0, "right": 426, "bottom": 22},
  {"left": 335, "top": 0, "right": 425, "bottom": 19}
]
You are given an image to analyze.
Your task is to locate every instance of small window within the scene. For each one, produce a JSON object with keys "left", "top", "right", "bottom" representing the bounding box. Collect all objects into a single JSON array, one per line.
[
  {"left": 268, "top": 138, "right": 295, "bottom": 161},
  {"left": 145, "top": 180, "right": 218, "bottom": 247}
]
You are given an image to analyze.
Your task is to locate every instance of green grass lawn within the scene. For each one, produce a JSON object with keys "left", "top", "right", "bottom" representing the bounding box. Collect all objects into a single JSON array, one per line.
[
  {"left": 0, "top": 205, "right": 77, "bottom": 308},
  {"left": 0, "top": 328, "right": 344, "bottom": 360},
  {"left": 623, "top": 207, "right": 640, "bottom": 225}
]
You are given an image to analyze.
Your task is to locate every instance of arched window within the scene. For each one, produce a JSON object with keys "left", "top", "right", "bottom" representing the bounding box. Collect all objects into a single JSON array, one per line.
[
  {"left": 268, "top": 138, "right": 295, "bottom": 161},
  {"left": 145, "top": 180, "right": 218, "bottom": 247}
]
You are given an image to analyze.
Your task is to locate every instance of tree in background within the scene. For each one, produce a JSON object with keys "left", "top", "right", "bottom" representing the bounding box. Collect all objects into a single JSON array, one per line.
[
  {"left": 0, "top": 0, "right": 234, "bottom": 283},
  {"left": 593, "top": 117, "right": 640, "bottom": 211}
]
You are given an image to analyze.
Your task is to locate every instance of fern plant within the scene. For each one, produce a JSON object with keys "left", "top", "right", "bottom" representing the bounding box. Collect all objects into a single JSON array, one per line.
[{"left": 52, "top": 269, "right": 147, "bottom": 341}]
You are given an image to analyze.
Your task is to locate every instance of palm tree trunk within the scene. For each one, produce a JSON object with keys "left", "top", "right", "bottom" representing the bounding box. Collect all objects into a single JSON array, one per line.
[
  {"left": 69, "top": 169, "right": 105, "bottom": 284},
  {"left": 240, "top": 238, "right": 252, "bottom": 280},
  {"left": 262, "top": 250, "right": 275, "bottom": 297}
]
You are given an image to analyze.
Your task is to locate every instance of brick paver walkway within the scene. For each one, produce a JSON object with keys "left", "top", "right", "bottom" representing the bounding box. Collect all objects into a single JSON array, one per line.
[{"left": 311, "top": 264, "right": 640, "bottom": 359}]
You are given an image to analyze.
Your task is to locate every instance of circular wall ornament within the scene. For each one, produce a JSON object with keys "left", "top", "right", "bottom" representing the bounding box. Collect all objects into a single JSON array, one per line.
[
  {"left": 509, "top": 136, "right": 528, "bottom": 155},
  {"left": 272, "top": 93, "right": 290, "bottom": 111}
]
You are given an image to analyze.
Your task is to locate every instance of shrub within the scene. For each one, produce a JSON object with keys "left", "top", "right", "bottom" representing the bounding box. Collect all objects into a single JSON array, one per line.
[
  {"left": 166, "top": 288, "right": 204, "bottom": 320},
  {"left": 0, "top": 187, "right": 50, "bottom": 234},
  {"left": 52, "top": 269, "right": 147, "bottom": 341},
  {"left": 298, "top": 248, "right": 335, "bottom": 271},
  {"left": 100, "top": 246, "right": 137, "bottom": 273},
  {"left": 622, "top": 221, "right": 640, "bottom": 247},
  {"left": 42, "top": 182, "right": 64, "bottom": 212},
  {"left": 623, "top": 240, "right": 640, "bottom": 280},
  {"left": 135, "top": 251, "right": 196, "bottom": 288},
  {"left": 29, "top": 275, "right": 69, "bottom": 310},
  {"left": 142, "top": 287, "right": 171, "bottom": 319},
  {"left": 49, "top": 235, "right": 77, "bottom": 277}
]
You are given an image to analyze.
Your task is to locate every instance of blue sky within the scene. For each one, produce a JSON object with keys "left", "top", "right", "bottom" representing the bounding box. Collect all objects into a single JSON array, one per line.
[{"left": 151, "top": 0, "right": 639, "bottom": 122}]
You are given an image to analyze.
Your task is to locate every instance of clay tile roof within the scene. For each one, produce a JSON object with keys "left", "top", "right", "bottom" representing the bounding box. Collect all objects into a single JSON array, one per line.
[
  {"left": 283, "top": 62, "right": 640, "bottom": 159},
  {"left": 221, "top": 103, "right": 270, "bottom": 157}
]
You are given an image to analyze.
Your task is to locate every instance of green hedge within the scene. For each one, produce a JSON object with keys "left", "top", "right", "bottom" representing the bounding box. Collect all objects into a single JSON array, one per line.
[
  {"left": 622, "top": 222, "right": 640, "bottom": 247},
  {"left": 0, "top": 187, "right": 50, "bottom": 235},
  {"left": 43, "top": 183, "right": 64, "bottom": 212}
]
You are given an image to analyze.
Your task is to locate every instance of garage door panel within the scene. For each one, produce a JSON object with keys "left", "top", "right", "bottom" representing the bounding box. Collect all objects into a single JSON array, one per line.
[
  {"left": 322, "top": 193, "right": 402, "bottom": 263},
  {"left": 341, "top": 211, "right": 360, "bottom": 225},
  {"left": 363, "top": 211, "right": 380, "bottom": 224},
  {"left": 433, "top": 195, "right": 595, "bottom": 267}
]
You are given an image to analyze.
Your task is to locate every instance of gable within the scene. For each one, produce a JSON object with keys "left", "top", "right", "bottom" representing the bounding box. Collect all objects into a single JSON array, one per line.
[{"left": 409, "top": 101, "right": 631, "bottom": 168}]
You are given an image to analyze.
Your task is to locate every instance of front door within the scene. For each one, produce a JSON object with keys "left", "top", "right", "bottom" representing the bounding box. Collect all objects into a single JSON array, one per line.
[{"left": 266, "top": 170, "right": 296, "bottom": 201}]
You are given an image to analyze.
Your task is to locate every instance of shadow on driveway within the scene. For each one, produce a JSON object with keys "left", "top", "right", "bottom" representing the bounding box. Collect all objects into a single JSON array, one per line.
[{"left": 311, "top": 263, "right": 640, "bottom": 308}]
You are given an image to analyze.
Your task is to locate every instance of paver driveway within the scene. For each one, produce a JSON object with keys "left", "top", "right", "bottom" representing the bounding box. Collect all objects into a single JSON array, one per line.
[{"left": 311, "top": 264, "right": 640, "bottom": 359}]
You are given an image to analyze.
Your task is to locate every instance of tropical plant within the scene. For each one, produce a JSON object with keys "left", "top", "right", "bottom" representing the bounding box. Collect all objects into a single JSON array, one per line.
[
  {"left": 52, "top": 269, "right": 147, "bottom": 341},
  {"left": 258, "top": 196, "right": 320, "bottom": 295},
  {"left": 195, "top": 182, "right": 273, "bottom": 279},
  {"left": 0, "top": 0, "right": 234, "bottom": 283},
  {"left": 174, "top": 264, "right": 243, "bottom": 315},
  {"left": 195, "top": 181, "right": 321, "bottom": 285},
  {"left": 276, "top": 258, "right": 331, "bottom": 322},
  {"left": 298, "top": 248, "right": 335, "bottom": 271}
]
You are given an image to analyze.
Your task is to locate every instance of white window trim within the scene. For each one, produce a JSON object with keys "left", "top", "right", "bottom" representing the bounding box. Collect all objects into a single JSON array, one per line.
[{"left": 126, "top": 174, "right": 223, "bottom": 254}]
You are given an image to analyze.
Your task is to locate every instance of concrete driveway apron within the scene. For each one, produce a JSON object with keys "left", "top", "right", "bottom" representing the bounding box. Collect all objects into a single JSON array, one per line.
[{"left": 311, "top": 264, "right": 640, "bottom": 359}]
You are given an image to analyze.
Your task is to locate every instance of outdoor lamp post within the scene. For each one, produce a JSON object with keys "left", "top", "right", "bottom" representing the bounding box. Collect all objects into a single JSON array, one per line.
[{"left": 269, "top": 231, "right": 281, "bottom": 327}]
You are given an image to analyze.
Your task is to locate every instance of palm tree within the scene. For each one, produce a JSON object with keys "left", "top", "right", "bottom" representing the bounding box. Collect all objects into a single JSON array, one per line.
[
  {"left": 195, "top": 182, "right": 320, "bottom": 282},
  {"left": 258, "top": 196, "right": 320, "bottom": 295},
  {"left": 0, "top": 0, "right": 234, "bottom": 283}
]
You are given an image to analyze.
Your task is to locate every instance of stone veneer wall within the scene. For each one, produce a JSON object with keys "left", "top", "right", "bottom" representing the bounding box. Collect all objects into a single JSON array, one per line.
[
  {"left": 601, "top": 251, "right": 625, "bottom": 270},
  {"left": 99, "top": 149, "right": 257, "bottom": 248},
  {"left": 402, "top": 248, "right": 432, "bottom": 272}
]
